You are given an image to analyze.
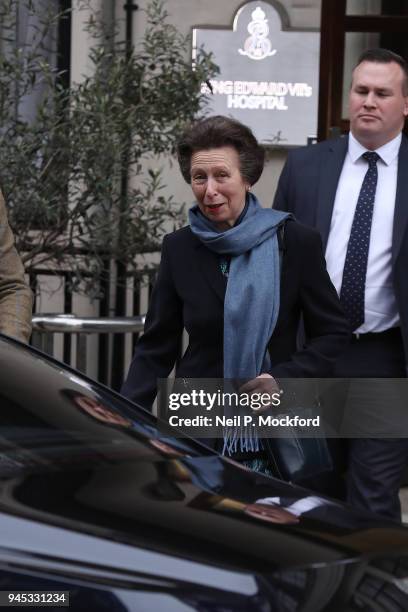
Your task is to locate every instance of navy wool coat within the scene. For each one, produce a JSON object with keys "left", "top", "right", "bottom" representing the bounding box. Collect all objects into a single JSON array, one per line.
[{"left": 121, "top": 218, "right": 349, "bottom": 410}]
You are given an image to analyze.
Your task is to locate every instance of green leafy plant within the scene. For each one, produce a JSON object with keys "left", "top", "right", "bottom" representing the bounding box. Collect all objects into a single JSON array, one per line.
[{"left": 0, "top": 0, "right": 218, "bottom": 293}]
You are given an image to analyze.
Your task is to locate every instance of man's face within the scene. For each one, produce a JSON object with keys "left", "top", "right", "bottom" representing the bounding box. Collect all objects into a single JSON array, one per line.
[{"left": 349, "top": 60, "right": 408, "bottom": 149}]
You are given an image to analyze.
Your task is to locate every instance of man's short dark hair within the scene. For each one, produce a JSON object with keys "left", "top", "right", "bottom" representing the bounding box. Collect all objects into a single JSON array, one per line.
[
  {"left": 177, "top": 115, "right": 265, "bottom": 186},
  {"left": 354, "top": 48, "right": 408, "bottom": 95}
]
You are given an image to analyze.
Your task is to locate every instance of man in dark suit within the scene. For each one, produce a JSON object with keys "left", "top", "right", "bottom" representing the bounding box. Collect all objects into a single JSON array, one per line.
[{"left": 273, "top": 48, "right": 408, "bottom": 521}]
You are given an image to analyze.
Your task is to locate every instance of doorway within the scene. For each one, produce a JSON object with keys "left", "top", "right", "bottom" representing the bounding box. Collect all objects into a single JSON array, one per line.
[{"left": 318, "top": 0, "right": 408, "bottom": 140}]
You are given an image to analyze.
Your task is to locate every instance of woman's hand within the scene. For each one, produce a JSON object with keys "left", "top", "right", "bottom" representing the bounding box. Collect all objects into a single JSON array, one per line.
[{"left": 239, "top": 373, "right": 282, "bottom": 413}]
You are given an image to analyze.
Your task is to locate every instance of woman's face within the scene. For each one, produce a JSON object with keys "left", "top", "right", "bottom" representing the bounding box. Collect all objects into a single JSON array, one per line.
[{"left": 190, "top": 146, "right": 249, "bottom": 230}]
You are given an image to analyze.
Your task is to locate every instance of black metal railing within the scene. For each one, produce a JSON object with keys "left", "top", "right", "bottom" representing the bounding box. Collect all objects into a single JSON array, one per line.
[
  {"left": 31, "top": 313, "right": 145, "bottom": 389},
  {"left": 29, "top": 263, "right": 159, "bottom": 389}
]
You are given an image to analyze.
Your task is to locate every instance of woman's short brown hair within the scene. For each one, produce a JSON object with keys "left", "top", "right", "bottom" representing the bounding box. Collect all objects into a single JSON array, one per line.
[{"left": 177, "top": 115, "right": 265, "bottom": 185}]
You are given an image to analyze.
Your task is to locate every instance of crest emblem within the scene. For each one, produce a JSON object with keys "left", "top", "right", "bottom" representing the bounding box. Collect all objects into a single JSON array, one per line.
[{"left": 239, "top": 6, "right": 277, "bottom": 61}]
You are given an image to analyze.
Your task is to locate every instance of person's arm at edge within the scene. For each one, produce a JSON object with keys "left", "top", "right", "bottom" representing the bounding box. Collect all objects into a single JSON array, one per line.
[{"left": 0, "top": 191, "right": 33, "bottom": 343}]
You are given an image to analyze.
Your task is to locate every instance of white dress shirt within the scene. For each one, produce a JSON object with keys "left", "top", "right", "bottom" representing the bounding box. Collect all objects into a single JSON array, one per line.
[{"left": 325, "top": 131, "right": 400, "bottom": 333}]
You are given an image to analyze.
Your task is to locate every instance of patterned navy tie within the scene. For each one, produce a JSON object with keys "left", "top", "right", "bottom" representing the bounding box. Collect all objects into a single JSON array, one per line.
[{"left": 340, "top": 151, "right": 379, "bottom": 331}]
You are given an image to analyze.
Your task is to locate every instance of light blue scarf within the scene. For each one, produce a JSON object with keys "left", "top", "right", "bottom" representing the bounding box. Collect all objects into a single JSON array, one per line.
[{"left": 189, "top": 193, "right": 290, "bottom": 454}]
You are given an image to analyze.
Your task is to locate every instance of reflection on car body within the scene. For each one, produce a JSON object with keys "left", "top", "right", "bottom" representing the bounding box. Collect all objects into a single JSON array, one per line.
[{"left": 0, "top": 334, "right": 407, "bottom": 610}]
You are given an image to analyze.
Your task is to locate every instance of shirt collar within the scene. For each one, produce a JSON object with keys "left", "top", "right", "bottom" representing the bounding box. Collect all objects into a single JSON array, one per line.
[{"left": 348, "top": 131, "right": 401, "bottom": 166}]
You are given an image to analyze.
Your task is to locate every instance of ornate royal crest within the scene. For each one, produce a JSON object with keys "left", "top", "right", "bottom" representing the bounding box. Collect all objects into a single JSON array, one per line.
[{"left": 239, "top": 6, "right": 277, "bottom": 61}]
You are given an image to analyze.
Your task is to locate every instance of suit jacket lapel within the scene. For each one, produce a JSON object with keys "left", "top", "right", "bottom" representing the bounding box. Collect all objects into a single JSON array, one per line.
[
  {"left": 316, "top": 136, "right": 349, "bottom": 249},
  {"left": 193, "top": 239, "right": 226, "bottom": 303},
  {"left": 392, "top": 134, "right": 408, "bottom": 265}
]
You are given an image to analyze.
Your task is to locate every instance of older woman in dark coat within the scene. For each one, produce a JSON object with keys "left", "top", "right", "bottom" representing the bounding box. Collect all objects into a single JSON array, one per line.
[{"left": 122, "top": 115, "right": 349, "bottom": 479}]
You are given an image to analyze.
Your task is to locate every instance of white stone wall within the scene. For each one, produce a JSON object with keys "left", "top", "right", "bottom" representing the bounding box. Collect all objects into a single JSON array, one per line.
[{"left": 71, "top": 0, "right": 107, "bottom": 84}]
